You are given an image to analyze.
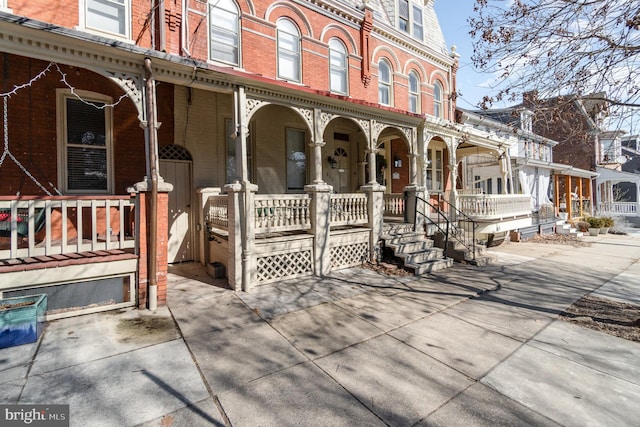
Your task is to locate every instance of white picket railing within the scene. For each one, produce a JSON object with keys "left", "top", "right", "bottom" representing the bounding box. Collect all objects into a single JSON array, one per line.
[
  {"left": 254, "top": 194, "right": 311, "bottom": 234},
  {"left": 330, "top": 193, "right": 368, "bottom": 227},
  {"left": 383, "top": 193, "right": 404, "bottom": 217},
  {"left": 457, "top": 194, "right": 532, "bottom": 220},
  {"left": 598, "top": 202, "right": 639, "bottom": 216},
  {"left": 0, "top": 196, "right": 136, "bottom": 260}
]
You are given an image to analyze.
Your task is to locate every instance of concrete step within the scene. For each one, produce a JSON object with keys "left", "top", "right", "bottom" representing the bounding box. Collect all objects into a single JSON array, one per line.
[
  {"left": 405, "top": 257, "right": 454, "bottom": 274},
  {"left": 397, "top": 247, "right": 444, "bottom": 264},
  {"left": 387, "top": 239, "right": 434, "bottom": 254},
  {"left": 380, "top": 232, "right": 423, "bottom": 245}
]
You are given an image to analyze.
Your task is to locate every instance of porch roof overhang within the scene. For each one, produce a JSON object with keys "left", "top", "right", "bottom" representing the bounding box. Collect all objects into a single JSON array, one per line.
[
  {"left": 595, "top": 166, "right": 640, "bottom": 185},
  {"left": 515, "top": 158, "right": 599, "bottom": 179},
  {"left": 423, "top": 116, "right": 512, "bottom": 154}
]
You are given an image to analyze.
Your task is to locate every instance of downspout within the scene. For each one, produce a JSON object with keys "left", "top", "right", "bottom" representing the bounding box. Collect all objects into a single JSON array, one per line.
[
  {"left": 144, "top": 58, "right": 159, "bottom": 311},
  {"left": 158, "top": 0, "right": 166, "bottom": 52}
]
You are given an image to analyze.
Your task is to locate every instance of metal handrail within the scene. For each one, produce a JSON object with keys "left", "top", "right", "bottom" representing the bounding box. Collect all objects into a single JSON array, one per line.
[
  {"left": 414, "top": 194, "right": 477, "bottom": 262},
  {"left": 438, "top": 196, "right": 477, "bottom": 262},
  {"left": 413, "top": 195, "right": 449, "bottom": 259}
]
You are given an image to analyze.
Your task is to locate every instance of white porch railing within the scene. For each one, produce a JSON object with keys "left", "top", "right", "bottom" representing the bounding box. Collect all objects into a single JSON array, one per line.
[
  {"left": 255, "top": 194, "right": 311, "bottom": 234},
  {"left": 457, "top": 194, "right": 532, "bottom": 220},
  {"left": 0, "top": 196, "right": 136, "bottom": 260},
  {"left": 330, "top": 193, "right": 368, "bottom": 227},
  {"left": 205, "top": 195, "right": 229, "bottom": 231},
  {"left": 383, "top": 193, "right": 404, "bottom": 217},
  {"left": 598, "top": 201, "right": 640, "bottom": 216}
]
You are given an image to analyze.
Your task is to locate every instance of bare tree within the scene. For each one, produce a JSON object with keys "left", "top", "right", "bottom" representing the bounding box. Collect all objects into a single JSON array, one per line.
[{"left": 469, "top": 0, "right": 640, "bottom": 128}]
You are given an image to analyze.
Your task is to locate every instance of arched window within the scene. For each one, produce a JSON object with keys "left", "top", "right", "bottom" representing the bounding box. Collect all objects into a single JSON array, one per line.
[
  {"left": 433, "top": 81, "right": 443, "bottom": 118},
  {"left": 378, "top": 59, "right": 392, "bottom": 106},
  {"left": 408, "top": 71, "right": 420, "bottom": 113},
  {"left": 209, "top": 0, "right": 240, "bottom": 65},
  {"left": 329, "top": 38, "right": 348, "bottom": 95},
  {"left": 277, "top": 19, "right": 301, "bottom": 82}
]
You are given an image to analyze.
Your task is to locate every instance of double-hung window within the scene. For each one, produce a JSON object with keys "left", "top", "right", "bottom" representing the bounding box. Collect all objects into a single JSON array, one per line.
[
  {"left": 329, "top": 39, "right": 348, "bottom": 95},
  {"left": 210, "top": 0, "right": 240, "bottom": 65},
  {"left": 58, "top": 90, "right": 113, "bottom": 194},
  {"left": 408, "top": 71, "right": 420, "bottom": 113},
  {"left": 433, "top": 81, "right": 443, "bottom": 118},
  {"left": 426, "top": 147, "right": 443, "bottom": 192},
  {"left": 378, "top": 60, "right": 392, "bottom": 106},
  {"left": 84, "top": 0, "right": 130, "bottom": 39},
  {"left": 398, "top": 0, "right": 423, "bottom": 41},
  {"left": 277, "top": 19, "right": 301, "bottom": 82}
]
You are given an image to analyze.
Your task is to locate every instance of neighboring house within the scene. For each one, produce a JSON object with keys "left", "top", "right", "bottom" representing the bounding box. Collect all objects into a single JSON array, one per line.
[
  {"left": 0, "top": 0, "right": 521, "bottom": 317},
  {"left": 457, "top": 108, "right": 596, "bottom": 239},
  {"left": 470, "top": 93, "right": 640, "bottom": 222}
]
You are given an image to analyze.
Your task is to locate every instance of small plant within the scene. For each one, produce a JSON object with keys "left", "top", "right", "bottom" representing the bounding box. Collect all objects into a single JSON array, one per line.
[
  {"left": 601, "top": 216, "right": 614, "bottom": 228},
  {"left": 586, "top": 217, "right": 603, "bottom": 228},
  {"left": 575, "top": 221, "right": 589, "bottom": 232}
]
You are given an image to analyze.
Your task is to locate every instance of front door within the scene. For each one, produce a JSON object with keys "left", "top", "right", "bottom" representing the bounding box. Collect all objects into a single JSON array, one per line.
[{"left": 159, "top": 160, "right": 193, "bottom": 263}]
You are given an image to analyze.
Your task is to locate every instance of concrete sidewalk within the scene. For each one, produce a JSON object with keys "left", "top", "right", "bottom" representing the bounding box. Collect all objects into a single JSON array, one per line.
[{"left": 2, "top": 231, "right": 640, "bottom": 426}]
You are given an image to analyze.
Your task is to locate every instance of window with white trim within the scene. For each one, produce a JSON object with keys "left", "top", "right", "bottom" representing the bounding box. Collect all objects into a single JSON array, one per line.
[
  {"left": 433, "top": 81, "right": 443, "bottom": 118},
  {"left": 57, "top": 90, "right": 113, "bottom": 194},
  {"left": 398, "top": 0, "right": 423, "bottom": 41},
  {"left": 83, "top": 0, "right": 130, "bottom": 39},
  {"left": 0, "top": 0, "right": 12, "bottom": 11},
  {"left": 426, "top": 146, "right": 443, "bottom": 192},
  {"left": 286, "top": 128, "right": 307, "bottom": 191},
  {"left": 408, "top": 71, "right": 420, "bottom": 113},
  {"left": 277, "top": 19, "right": 301, "bottom": 82},
  {"left": 329, "top": 38, "right": 348, "bottom": 95},
  {"left": 378, "top": 59, "right": 392, "bottom": 106},
  {"left": 209, "top": 0, "right": 240, "bottom": 65}
]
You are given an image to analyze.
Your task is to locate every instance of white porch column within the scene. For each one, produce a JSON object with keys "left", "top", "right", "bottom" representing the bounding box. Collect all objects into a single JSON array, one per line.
[
  {"left": 361, "top": 183, "right": 385, "bottom": 262},
  {"left": 447, "top": 137, "right": 458, "bottom": 208},
  {"left": 305, "top": 183, "right": 333, "bottom": 275},
  {"left": 233, "top": 86, "right": 250, "bottom": 184},
  {"left": 225, "top": 181, "right": 258, "bottom": 292},
  {"left": 367, "top": 147, "right": 378, "bottom": 185}
]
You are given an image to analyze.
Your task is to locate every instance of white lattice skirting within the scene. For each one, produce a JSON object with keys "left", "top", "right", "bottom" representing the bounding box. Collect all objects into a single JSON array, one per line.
[
  {"left": 254, "top": 235, "right": 314, "bottom": 284},
  {"left": 330, "top": 242, "right": 370, "bottom": 269},
  {"left": 256, "top": 250, "right": 313, "bottom": 283}
]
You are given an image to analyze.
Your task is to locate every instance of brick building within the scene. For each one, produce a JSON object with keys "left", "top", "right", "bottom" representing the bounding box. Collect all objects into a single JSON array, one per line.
[{"left": 0, "top": 0, "right": 522, "bottom": 315}]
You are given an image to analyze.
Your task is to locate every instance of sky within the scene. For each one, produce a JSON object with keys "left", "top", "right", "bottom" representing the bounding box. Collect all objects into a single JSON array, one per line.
[
  {"left": 433, "top": 1, "right": 639, "bottom": 134},
  {"left": 433, "top": 1, "right": 496, "bottom": 112}
]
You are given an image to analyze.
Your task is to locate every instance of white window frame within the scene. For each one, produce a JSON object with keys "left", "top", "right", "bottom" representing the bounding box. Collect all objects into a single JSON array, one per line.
[
  {"left": 433, "top": 81, "right": 443, "bottom": 118},
  {"left": 80, "top": 0, "right": 131, "bottom": 40},
  {"left": 398, "top": 0, "right": 423, "bottom": 41},
  {"left": 408, "top": 70, "right": 420, "bottom": 113},
  {"left": 0, "top": 0, "right": 12, "bottom": 12},
  {"left": 209, "top": 0, "right": 241, "bottom": 66},
  {"left": 277, "top": 19, "right": 302, "bottom": 83},
  {"left": 286, "top": 128, "right": 307, "bottom": 192},
  {"left": 378, "top": 59, "right": 392, "bottom": 106},
  {"left": 57, "top": 89, "right": 114, "bottom": 194},
  {"left": 329, "top": 38, "right": 348, "bottom": 95},
  {"left": 426, "top": 146, "right": 444, "bottom": 192}
]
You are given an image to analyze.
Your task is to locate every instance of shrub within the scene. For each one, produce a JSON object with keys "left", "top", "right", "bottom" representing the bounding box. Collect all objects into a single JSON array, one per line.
[
  {"left": 586, "top": 217, "right": 603, "bottom": 228},
  {"left": 601, "top": 216, "right": 614, "bottom": 228}
]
